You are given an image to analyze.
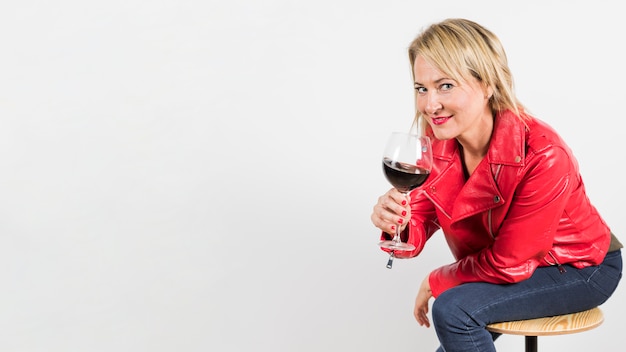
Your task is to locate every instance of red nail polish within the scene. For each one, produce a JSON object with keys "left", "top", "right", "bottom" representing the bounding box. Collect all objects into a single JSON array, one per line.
[
  {"left": 401, "top": 210, "right": 407, "bottom": 216},
  {"left": 391, "top": 225, "right": 396, "bottom": 231},
  {"left": 398, "top": 218, "right": 403, "bottom": 224},
  {"left": 401, "top": 200, "right": 407, "bottom": 205}
]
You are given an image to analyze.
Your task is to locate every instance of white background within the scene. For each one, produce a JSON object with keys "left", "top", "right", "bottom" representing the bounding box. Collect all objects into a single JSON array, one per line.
[{"left": 1, "top": 0, "right": 624, "bottom": 351}]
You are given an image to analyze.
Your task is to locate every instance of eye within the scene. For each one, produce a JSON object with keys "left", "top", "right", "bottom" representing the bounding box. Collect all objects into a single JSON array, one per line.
[
  {"left": 440, "top": 83, "right": 453, "bottom": 91},
  {"left": 415, "top": 86, "right": 427, "bottom": 94}
]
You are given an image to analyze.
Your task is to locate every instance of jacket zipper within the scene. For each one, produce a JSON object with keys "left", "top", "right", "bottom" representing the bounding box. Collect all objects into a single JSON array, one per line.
[
  {"left": 488, "top": 165, "right": 503, "bottom": 239},
  {"left": 545, "top": 251, "right": 567, "bottom": 274}
]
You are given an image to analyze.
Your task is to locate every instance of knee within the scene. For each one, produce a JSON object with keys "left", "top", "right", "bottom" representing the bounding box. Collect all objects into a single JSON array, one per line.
[
  {"left": 432, "top": 290, "right": 462, "bottom": 326},
  {"left": 432, "top": 289, "right": 475, "bottom": 330}
]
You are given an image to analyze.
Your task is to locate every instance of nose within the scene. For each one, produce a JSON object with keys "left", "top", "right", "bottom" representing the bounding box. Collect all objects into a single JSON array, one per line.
[{"left": 424, "top": 93, "right": 441, "bottom": 115}]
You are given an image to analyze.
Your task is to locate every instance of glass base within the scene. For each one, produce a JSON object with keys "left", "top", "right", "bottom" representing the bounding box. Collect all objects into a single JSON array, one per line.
[{"left": 378, "top": 240, "right": 415, "bottom": 251}]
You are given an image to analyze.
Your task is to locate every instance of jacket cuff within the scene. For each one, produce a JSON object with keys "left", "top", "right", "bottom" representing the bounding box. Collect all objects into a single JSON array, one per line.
[{"left": 429, "top": 265, "right": 460, "bottom": 298}]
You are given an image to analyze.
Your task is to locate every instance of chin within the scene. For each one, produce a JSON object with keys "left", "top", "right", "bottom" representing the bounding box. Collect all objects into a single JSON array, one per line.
[{"left": 432, "top": 130, "right": 455, "bottom": 141}]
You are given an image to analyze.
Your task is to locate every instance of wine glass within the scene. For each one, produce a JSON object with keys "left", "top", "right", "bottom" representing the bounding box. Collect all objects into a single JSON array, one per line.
[{"left": 379, "top": 131, "right": 432, "bottom": 268}]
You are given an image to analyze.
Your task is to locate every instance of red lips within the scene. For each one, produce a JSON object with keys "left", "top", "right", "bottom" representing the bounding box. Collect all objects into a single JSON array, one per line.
[{"left": 431, "top": 116, "right": 451, "bottom": 125}]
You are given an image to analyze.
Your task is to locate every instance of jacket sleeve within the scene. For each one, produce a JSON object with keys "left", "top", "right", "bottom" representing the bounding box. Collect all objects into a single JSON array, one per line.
[
  {"left": 429, "top": 146, "right": 574, "bottom": 298},
  {"left": 379, "top": 188, "right": 440, "bottom": 258}
]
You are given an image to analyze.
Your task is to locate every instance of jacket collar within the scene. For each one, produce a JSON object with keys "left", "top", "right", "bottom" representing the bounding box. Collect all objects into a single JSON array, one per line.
[
  {"left": 425, "top": 110, "right": 527, "bottom": 221},
  {"left": 487, "top": 110, "right": 527, "bottom": 166},
  {"left": 430, "top": 110, "right": 527, "bottom": 166}
]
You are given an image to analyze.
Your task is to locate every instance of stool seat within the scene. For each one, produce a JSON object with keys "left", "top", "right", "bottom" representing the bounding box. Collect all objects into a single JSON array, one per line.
[{"left": 486, "top": 307, "right": 603, "bottom": 351}]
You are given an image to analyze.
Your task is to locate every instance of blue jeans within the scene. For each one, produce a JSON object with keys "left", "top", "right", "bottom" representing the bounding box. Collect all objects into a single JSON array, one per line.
[{"left": 433, "top": 250, "right": 622, "bottom": 352}]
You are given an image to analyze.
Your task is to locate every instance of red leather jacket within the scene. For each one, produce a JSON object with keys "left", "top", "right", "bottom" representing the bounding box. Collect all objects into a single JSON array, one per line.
[{"left": 390, "top": 110, "right": 611, "bottom": 298}]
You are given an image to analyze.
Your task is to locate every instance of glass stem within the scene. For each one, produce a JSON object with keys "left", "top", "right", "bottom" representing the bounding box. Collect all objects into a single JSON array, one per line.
[
  {"left": 386, "top": 191, "right": 407, "bottom": 269},
  {"left": 393, "top": 191, "right": 407, "bottom": 244},
  {"left": 393, "top": 218, "right": 402, "bottom": 244}
]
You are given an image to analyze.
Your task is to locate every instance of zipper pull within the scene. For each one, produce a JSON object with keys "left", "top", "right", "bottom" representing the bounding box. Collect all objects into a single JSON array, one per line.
[
  {"left": 386, "top": 251, "right": 395, "bottom": 269},
  {"left": 548, "top": 251, "right": 567, "bottom": 274}
]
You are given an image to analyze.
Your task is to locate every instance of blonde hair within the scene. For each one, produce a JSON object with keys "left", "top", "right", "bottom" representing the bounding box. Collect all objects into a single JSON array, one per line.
[{"left": 408, "top": 18, "right": 527, "bottom": 131}]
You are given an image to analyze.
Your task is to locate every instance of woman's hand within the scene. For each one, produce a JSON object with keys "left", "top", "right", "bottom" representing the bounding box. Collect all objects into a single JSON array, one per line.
[
  {"left": 370, "top": 188, "right": 412, "bottom": 236},
  {"left": 414, "top": 276, "right": 433, "bottom": 327}
]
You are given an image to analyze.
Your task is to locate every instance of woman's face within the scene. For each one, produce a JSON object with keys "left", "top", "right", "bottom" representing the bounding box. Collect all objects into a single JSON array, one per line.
[{"left": 413, "top": 55, "right": 493, "bottom": 144}]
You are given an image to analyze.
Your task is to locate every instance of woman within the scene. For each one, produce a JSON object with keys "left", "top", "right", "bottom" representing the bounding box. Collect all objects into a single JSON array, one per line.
[{"left": 370, "top": 18, "right": 622, "bottom": 352}]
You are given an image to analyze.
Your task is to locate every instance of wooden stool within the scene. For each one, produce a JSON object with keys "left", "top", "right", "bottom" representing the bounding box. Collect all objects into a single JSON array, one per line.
[{"left": 486, "top": 307, "right": 603, "bottom": 352}]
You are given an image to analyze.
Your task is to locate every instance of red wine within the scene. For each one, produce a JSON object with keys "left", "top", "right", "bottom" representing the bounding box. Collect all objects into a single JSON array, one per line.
[{"left": 382, "top": 157, "right": 429, "bottom": 193}]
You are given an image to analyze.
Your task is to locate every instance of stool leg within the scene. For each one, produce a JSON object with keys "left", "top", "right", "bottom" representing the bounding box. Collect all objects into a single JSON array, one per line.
[{"left": 525, "top": 335, "right": 537, "bottom": 352}]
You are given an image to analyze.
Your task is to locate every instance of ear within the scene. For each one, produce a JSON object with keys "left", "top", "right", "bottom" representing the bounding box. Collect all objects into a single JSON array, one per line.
[{"left": 485, "top": 85, "right": 494, "bottom": 100}]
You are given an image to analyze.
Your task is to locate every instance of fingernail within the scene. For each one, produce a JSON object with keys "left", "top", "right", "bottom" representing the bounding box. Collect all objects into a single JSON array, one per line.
[
  {"left": 401, "top": 210, "right": 407, "bottom": 216},
  {"left": 398, "top": 218, "right": 403, "bottom": 224},
  {"left": 391, "top": 225, "right": 396, "bottom": 231},
  {"left": 401, "top": 200, "right": 407, "bottom": 205}
]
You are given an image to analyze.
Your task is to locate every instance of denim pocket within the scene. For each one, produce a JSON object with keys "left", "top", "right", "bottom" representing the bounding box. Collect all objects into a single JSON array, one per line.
[{"left": 585, "top": 251, "right": 622, "bottom": 300}]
